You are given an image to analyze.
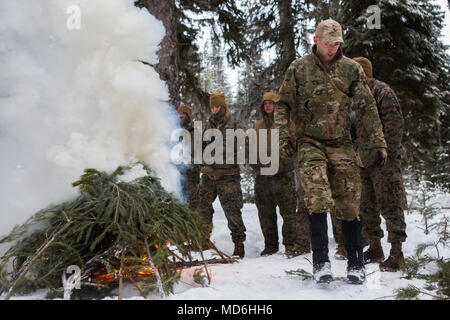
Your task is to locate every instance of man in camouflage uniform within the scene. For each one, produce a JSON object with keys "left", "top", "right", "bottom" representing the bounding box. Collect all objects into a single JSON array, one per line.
[
  {"left": 197, "top": 93, "right": 247, "bottom": 258},
  {"left": 177, "top": 105, "right": 201, "bottom": 211},
  {"left": 352, "top": 57, "right": 407, "bottom": 272},
  {"left": 252, "top": 92, "right": 310, "bottom": 258},
  {"left": 274, "top": 19, "right": 388, "bottom": 284}
]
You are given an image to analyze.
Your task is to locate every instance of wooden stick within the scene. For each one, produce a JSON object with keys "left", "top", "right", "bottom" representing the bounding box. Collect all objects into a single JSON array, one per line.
[
  {"left": 118, "top": 249, "right": 125, "bottom": 300},
  {"left": 128, "top": 277, "right": 147, "bottom": 299},
  {"left": 205, "top": 241, "right": 233, "bottom": 260},
  {"left": 143, "top": 238, "right": 165, "bottom": 298},
  {"left": 195, "top": 240, "right": 211, "bottom": 285},
  {"left": 166, "top": 246, "right": 187, "bottom": 263}
]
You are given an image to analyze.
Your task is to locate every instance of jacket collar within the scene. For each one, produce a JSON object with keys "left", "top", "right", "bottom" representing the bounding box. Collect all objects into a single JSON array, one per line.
[
  {"left": 209, "top": 109, "right": 232, "bottom": 128},
  {"left": 182, "top": 121, "right": 194, "bottom": 131},
  {"left": 312, "top": 44, "right": 343, "bottom": 70}
]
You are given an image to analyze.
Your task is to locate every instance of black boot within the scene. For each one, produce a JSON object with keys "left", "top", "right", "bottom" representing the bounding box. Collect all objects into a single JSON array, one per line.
[
  {"left": 342, "top": 219, "right": 366, "bottom": 284},
  {"left": 309, "top": 213, "right": 332, "bottom": 283}
]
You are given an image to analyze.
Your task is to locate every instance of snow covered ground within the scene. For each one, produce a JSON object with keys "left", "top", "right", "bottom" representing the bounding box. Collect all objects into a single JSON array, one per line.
[
  {"left": 167, "top": 200, "right": 449, "bottom": 301},
  {"left": 5, "top": 192, "right": 449, "bottom": 301}
]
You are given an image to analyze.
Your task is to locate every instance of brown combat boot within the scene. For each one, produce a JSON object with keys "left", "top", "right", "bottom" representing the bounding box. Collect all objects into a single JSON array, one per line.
[
  {"left": 334, "top": 244, "right": 347, "bottom": 260},
  {"left": 260, "top": 246, "right": 278, "bottom": 256},
  {"left": 380, "top": 242, "right": 404, "bottom": 272},
  {"left": 232, "top": 242, "right": 245, "bottom": 259},
  {"left": 364, "top": 238, "right": 385, "bottom": 264},
  {"left": 285, "top": 245, "right": 310, "bottom": 258}
]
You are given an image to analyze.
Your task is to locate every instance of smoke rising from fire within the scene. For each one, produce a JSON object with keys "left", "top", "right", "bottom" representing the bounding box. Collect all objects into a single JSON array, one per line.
[{"left": 0, "top": 0, "right": 180, "bottom": 238}]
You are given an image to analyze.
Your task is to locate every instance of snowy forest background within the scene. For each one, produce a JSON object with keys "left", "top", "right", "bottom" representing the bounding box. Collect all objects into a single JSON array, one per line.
[
  {"left": 0, "top": 0, "right": 449, "bottom": 301},
  {"left": 137, "top": 0, "right": 450, "bottom": 198}
]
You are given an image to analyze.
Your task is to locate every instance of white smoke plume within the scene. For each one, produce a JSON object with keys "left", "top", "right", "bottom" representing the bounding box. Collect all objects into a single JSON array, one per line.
[{"left": 0, "top": 0, "right": 181, "bottom": 237}]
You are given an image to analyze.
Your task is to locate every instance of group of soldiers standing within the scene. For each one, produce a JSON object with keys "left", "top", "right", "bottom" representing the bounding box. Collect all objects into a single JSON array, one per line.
[{"left": 175, "top": 18, "right": 407, "bottom": 285}]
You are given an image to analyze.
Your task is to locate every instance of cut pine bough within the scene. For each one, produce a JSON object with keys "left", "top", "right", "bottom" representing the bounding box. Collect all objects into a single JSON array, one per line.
[{"left": 0, "top": 163, "right": 233, "bottom": 300}]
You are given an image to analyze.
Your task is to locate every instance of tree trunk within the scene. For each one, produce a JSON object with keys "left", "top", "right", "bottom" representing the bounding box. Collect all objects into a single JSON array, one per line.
[
  {"left": 139, "top": 0, "right": 180, "bottom": 107},
  {"left": 277, "top": 0, "right": 296, "bottom": 78}
]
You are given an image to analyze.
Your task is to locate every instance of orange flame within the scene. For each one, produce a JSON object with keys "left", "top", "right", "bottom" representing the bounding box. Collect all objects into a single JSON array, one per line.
[
  {"left": 92, "top": 257, "right": 157, "bottom": 283},
  {"left": 91, "top": 242, "right": 169, "bottom": 284}
]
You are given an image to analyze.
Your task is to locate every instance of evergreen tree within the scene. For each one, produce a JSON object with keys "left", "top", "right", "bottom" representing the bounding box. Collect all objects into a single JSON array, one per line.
[
  {"left": 135, "top": 0, "right": 249, "bottom": 111},
  {"left": 431, "top": 106, "right": 450, "bottom": 191},
  {"left": 197, "top": 27, "right": 233, "bottom": 122},
  {"left": 135, "top": 0, "right": 180, "bottom": 107},
  {"left": 340, "top": 0, "right": 450, "bottom": 189},
  {"left": 233, "top": 51, "right": 269, "bottom": 125},
  {"left": 305, "top": 0, "right": 341, "bottom": 21},
  {"left": 242, "top": 0, "right": 314, "bottom": 89},
  {"left": 233, "top": 0, "right": 318, "bottom": 125}
]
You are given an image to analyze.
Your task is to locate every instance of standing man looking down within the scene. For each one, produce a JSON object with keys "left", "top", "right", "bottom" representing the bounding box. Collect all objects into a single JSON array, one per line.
[
  {"left": 274, "top": 19, "right": 387, "bottom": 284},
  {"left": 197, "top": 93, "right": 247, "bottom": 258},
  {"left": 252, "top": 92, "right": 309, "bottom": 258},
  {"left": 352, "top": 57, "right": 407, "bottom": 272}
]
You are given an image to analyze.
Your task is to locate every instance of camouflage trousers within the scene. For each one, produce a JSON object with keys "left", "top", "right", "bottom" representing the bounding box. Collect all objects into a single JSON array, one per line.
[
  {"left": 330, "top": 208, "right": 344, "bottom": 245},
  {"left": 181, "top": 175, "right": 200, "bottom": 211},
  {"left": 295, "top": 178, "right": 312, "bottom": 249},
  {"left": 359, "top": 156, "right": 407, "bottom": 243},
  {"left": 297, "top": 137, "right": 361, "bottom": 221},
  {"left": 255, "top": 171, "right": 309, "bottom": 250},
  {"left": 197, "top": 174, "right": 246, "bottom": 243}
]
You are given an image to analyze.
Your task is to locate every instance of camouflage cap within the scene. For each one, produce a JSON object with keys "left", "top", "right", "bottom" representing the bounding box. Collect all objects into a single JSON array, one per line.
[
  {"left": 177, "top": 104, "right": 192, "bottom": 119},
  {"left": 352, "top": 57, "right": 373, "bottom": 78},
  {"left": 315, "top": 19, "right": 344, "bottom": 45}
]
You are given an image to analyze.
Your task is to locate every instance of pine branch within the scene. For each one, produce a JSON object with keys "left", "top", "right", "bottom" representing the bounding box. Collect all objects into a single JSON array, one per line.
[
  {"left": 396, "top": 284, "right": 449, "bottom": 300},
  {"left": 0, "top": 165, "right": 233, "bottom": 298},
  {"left": 4, "top": 220, "right": 72, "bottom": 300}
]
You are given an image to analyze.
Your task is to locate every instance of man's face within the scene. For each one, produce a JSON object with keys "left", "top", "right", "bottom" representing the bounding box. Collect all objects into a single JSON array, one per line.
[
  {"left": 314, "top": 36, "right": 340, "bottom": 62},
  {"left": 179, "top": 112, "right": 188, "bottom": 125},
  {"left": 211, "top": 106, "right": 221, "bottom": 115},
  {"left": 263, "top": 100, "right": 275, "bottom": 114}
]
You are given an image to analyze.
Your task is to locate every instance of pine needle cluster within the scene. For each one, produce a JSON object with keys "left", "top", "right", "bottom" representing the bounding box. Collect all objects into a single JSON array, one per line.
[{"left": 397, "top": 243, "right": 449, "bottom": 300}]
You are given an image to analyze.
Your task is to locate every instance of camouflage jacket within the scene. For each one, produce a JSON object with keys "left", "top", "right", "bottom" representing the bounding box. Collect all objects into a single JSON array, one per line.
[
  {"left": 274, "top": 45, "right": 387, "bottom": 150},
  {"left": 253, "top": 109, "right": 296, "bottom": 175},
  {"left": 200, "top": 109, "right": 246, "bottom": 177},
  {"left": 356, "top": 79, "right": 404, "bottom": 167}
]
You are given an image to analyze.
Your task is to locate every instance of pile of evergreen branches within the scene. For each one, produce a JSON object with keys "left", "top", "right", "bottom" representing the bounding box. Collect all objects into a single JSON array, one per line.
[{"left": 0, "top": 164, "right": 218, "bottom": 299}]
